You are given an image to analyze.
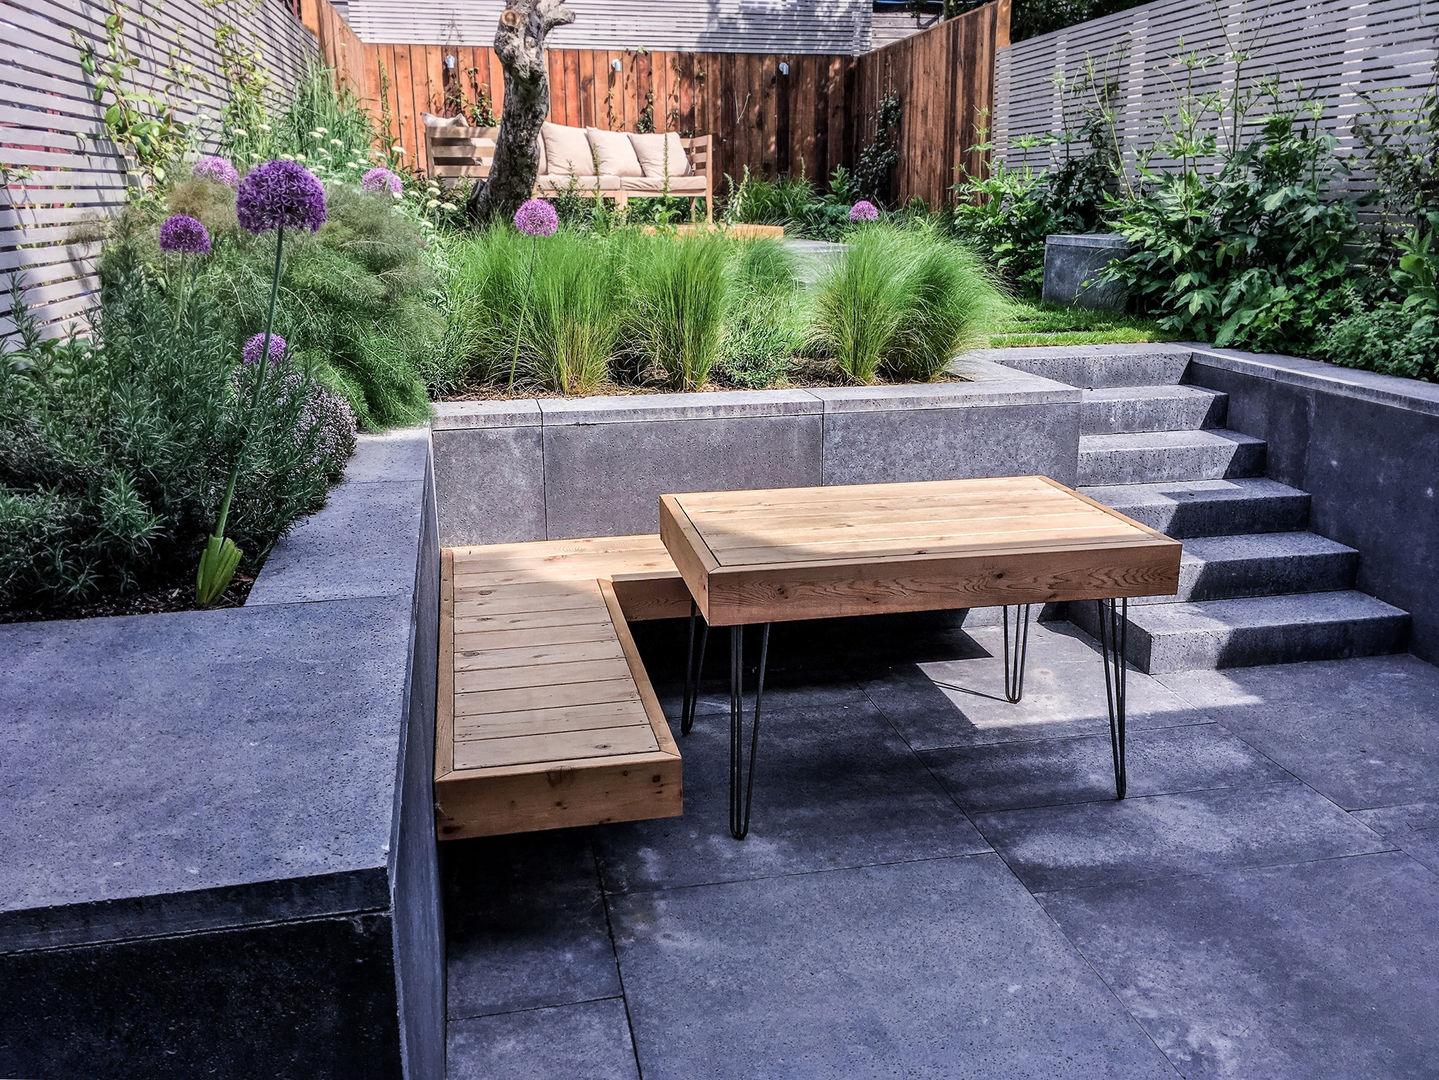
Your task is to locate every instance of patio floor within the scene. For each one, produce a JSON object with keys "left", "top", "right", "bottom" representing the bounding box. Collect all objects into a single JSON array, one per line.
[{"left": 441, "top": 611, "right": 1439, "bottom": 1080}]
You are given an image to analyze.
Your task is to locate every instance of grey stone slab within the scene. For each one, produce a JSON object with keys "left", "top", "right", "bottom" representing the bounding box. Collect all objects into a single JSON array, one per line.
[
  {"left": 1352, "top": 805, "right": 1439, "bottom": 875},
  {"left": 971, "top": 781, "right": 1388, "bottom": 893},
  {"left": 1043, "top": 232, "right": 1131, "bottom": 310},
  {"left": 610, "top": 854, "right": 1179, "bottom": 1080},
  {"left": 1158, "top": 655, "right": 1439, "bottom": 811},
  {"left": 807, "top": 377, "right": 1077, "bottom": 412},
  {"left": 246, "top": 477, "right": 425, "bottom": 604},
  {"left": 923, "top": 724, "right": 1292, "bottom": 813},
  {"left": 1039, "top": 852, "right": 1439, "bottom": 1080},
  {"left": 543, "top": 413, "right": 822, "bottom": 538},
  {"left": 432, "top": 424, "right": 546, "bottom": 546},
  {"left": 1077, "top": 428, "right": 1265, "bottom": 485},
  {"left": 863, "top": 622, "right": 1207, "bottom": 750},
  {"left": 822, "top": 400, "right": 1081, "bottom": 486},
  {"left": 1187, "top": 344, "right": 1439, "bottom": 418},
  {"left": 447, "top": 999, "right": 639, "bottom": 1080},
  {"left": 1081, "top": 384, "right": 1227, "bottom": 434},
  {"left": 343, "top": 426, "right": 431, "bottom": 482},
  {"left": 1130, "top": 530, "right": 1357, "bottom": 606},
  {"left": 0, "top": 597, "right": 410, "bottom": 945},
  {"left": 594, "top": 697, "right": 989, "bottom": 894},
  {"left": 984, "top": 344, "right": 1194, "bottom": 389},
  {"left": 538, "top": 388, "right": 820, "bottom": 424},
  {"left": 444, "top": 831, "right": 620, "bottom": 1019},
  {"left": 1081, "top": 478, "right": 1311, "bottom": 538},
  {"left": 430, "top": 399, "right": 543, "bottom": 429}
]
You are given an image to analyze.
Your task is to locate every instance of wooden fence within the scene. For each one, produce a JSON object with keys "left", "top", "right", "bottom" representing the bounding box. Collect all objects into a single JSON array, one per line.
[
  {"left": 300, "top": 0, "right": 1009, "bottom": 207},
  {"left": 993, "top": 0, "right": 1439, "bottom": 199},
  {"left": 0, "top": 0, "right": 320, "bottom": 340}
]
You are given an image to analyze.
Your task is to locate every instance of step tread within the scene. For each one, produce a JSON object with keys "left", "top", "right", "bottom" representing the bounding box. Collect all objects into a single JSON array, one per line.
[
  {"left": 1126, "top": 590, "right": 1409, "bottom": 636},
  {"left": 1179, "top": 532, "right": 1358, "bottom": 565},
  {"left": 1079, "top": 428, "right": 1265, "bottom": 452},
  {"left": 1082, "top": 384, "right": 1226, "bottom": 403},
  {"left": 1083, "top": 477, "right": 1309, "bottom": 508}
]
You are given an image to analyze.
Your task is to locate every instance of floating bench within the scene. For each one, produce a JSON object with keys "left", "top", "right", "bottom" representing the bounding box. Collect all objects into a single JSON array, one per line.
[{"left": 436, "top": 535, "right": 691, "bottom": 840}]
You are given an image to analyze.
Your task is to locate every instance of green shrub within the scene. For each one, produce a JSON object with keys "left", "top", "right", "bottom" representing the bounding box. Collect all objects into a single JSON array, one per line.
[
  {"left": 722, "top": 166, "right": 862, "bottom": 242},
  {"left": 949, "top": 162, "right": 1054, "bottom": 294},
  {"left": 620, "top": 232, "right": 737, "bottom": 390},
  {"left": 721, "top": 240, "right": 809, "bottom": 387},
  {"left": 0, "top": 272, "right": 354, "bottom": 610},
  {"left": 809, "top": 226, "right": 1001, "bottom": 383}
]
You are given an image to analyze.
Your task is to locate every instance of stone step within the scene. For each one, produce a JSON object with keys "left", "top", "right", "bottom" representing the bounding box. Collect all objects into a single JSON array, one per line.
[
  {"left": 1134, "top": 532, "right": 1358, "bottom": 605},
  {"left": 992, "top": 346, "right": 1192, "bottom": 388},
  {"left": 1081, "top": 384, "right": 1227, "bottom": 434},
  {"left": 1078, "top": 429, "right": 1266, "bottom": 486},
  {"left": 1071, "top": 591, "right": 1410, "bottom": 673},
  {"left": 1083, "top": 478, "right": 1311, "bottom": 538}
]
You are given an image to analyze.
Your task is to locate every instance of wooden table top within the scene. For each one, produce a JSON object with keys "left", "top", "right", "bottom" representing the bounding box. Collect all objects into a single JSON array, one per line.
[{"left": 660, "top": 475, "right": 1182, "bottom": 626}]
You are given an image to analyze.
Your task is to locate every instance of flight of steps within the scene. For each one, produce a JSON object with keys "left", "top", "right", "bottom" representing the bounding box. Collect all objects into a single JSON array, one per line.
[{"left": 997, "top": 347, "right": 1410, "bottom": 673}]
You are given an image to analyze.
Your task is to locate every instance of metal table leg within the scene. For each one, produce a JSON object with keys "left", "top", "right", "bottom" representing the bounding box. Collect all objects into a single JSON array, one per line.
[
  {"left": 1096, "top": 597, "right": 1129, "bottom": 799},
  {"left": 1002, "top": 603, "right": 1033, "bottom": 704},
  {"left": 681, "top": 600, "right": 710, "bottom": 736},
  {"left": 729, "top": 622, "right": 771, "bottom": 840}
]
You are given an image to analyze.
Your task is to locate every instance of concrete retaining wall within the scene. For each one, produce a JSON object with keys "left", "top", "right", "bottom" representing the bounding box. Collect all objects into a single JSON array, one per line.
[
  {"left": 0, "top": 429, "right": 442, "bottom": 1080},
  {"left": 1184, "top": 346, "right": 1439, "bottom": 665},
  {"left": 431, "top": 359, "right": 1081, "bottom": 546}
]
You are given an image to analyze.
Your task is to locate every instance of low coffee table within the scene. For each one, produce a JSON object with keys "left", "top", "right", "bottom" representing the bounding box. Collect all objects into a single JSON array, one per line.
[{"left": 659, "top": 475, "right": 1182, "bottom": 839}]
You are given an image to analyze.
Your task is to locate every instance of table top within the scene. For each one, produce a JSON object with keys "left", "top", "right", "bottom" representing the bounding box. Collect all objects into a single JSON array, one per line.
[{"left": 660, "top": 475, "right": 1182, "bottom": 626}]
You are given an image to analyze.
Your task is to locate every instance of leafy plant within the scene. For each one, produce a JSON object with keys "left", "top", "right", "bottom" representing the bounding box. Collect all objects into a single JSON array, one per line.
[
  {"left": 949, "top": 161, "right": 1054, "bottom": 293},
  {"left": 855, "top": 94, "right": 903, "bottom": 206}
]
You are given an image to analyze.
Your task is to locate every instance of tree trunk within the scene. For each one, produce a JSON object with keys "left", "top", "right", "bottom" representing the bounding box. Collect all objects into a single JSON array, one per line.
[{"left": 466, "top": 0, "right": 574, "bottom": 224}]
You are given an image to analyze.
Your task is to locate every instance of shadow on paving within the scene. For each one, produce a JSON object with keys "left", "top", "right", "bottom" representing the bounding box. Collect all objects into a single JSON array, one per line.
[{"left": 443, "top": 611, "right": 1439, "bottom": 1079}]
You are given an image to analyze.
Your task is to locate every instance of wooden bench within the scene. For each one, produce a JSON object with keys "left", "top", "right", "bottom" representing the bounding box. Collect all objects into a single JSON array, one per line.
[{"left": 436, "top": 535, "right": 692, "bottom": 840}]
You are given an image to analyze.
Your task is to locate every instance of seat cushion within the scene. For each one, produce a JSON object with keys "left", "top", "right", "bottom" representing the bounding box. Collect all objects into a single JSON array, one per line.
[
  {"left": 618, "top": 174, "right": 707, "bottom": 195},
  {"left": 628, "top": 132, "right": 693, "bottom": 178},
  {"left": 541, "top": 122, "right": 597, "bottom": 176},
  {"left": 534, "top": 174, "right": 622, "bottom": 194},
  {"left": 585, "top": 127, "right": 644, "bottom": 177}
]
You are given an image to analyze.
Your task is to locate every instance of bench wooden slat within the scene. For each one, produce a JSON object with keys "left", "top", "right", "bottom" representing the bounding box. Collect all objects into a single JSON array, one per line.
[{"left": 453, "top": 725, "right": 660, "bottom": 771}]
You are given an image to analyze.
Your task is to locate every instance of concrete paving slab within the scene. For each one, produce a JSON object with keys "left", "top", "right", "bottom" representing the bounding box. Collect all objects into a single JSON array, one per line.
[
  {"left": 971, "top": 781, "right": 1389, "bottom": 893},
  {"left": 444, "top": 833, "right": 619, "bottom": 1019},
  {"left": 447, "top": 999, "right": 639, "bottom": 1080},
  {"left": 1158, "top": 655, "right": 1439, "bottom": 810},
  {"left": 609, "top": 854, "right": 1180, "bottom": 1080},
  {"left": 923, "top": 724, "right": 1293, "bottom": 813},
  {"left": 594, "top": 698, "right": 988, "bottom": 894},
  {"left": 1039, "top": 852, "right": 1439, "bottom": 1080}
]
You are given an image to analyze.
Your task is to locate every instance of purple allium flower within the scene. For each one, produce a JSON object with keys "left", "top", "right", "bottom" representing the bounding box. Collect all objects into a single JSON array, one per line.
[
  {"left": 361, "top": 166, "right": 402, "bottom": 195},
  {"left": 243, "top": 332, "right": 288, "bottom": 366},
  {"left": 158, "top": 214, "right": 212, "bottom": 255},
  {"left": 849, "top": 200, "right": 880, "bottom": 223},
  {"left": 236, "top": 160, "right": 327, "bottom": 235},
  {"left": 193, "top": 154, "right": 240, "bottom": 187},
  {"left": 514, "top": 198, "right": 559, "bottom": 238}
]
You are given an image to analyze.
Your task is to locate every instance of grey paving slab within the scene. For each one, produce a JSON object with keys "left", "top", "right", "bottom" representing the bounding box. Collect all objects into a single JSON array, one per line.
[
  {"left": 342, "top": 426, "right": 431, "bottom": 481},
  {"left": 447, "top": 999, "right": 639, "bottom": 1080},
  {"left": 971, "top": 781, "right": 1389, "bottom": 893},
  {"left": 1039, "top": 852, "right": 1439, "bottom": 1080},
  {"left": 0, "top": 597, "right": 410, "bottom": 946},
  {"left": 1159, "top": 655, "right": 1439, "bottom": 810},
  {"left": 923, "top": 724, "right": 1293, "bottom": 814},
  {"left": 430, "top": 399, "right": 543, "bottom": 430},
  {"left": 594, "top": 697, "right": 989, "bottom": 894},
  {"left": 609, "top": 854, "right": 1179, "bottom": 1080},
  {"left": 431, "top": 424, "right": 546, "bottom": 545},
  {"left": 1350, "top": 803, "right": 1439, "bottom": 875},
  {"left": 864, "top": 622, "right": 1208, "bottom": 750},
  {"left": 444, "top": 833, "right": 619, "bottom": 1019},
  {"left": 538, "top": 388, "right": 820, "bottom": 423}
]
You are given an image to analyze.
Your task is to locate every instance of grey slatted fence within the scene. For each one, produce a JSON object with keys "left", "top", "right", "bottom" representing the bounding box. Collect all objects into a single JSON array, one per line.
[
  {"left": 1, "top": 0, "right": 320, "bottom": 342},
  {"left": 993, "top": 0, "right": 1439, "bottom": 198}
]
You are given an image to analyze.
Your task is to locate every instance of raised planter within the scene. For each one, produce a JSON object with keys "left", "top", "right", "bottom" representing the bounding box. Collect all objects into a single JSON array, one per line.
[
  {"left": 0, "top": 429, "right": 442, "bottom": 1080},
  {"left": 1041, "top": 233, "right": 1130, "bottom": 311},
  {"left": 430, "top": 357, "right": 1081, "bottom": 546}
]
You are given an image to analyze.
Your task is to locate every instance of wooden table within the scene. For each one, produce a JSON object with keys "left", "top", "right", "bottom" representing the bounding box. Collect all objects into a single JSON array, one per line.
[{"left": 659, "top": 475, "right": 1182, "bottom": 838}]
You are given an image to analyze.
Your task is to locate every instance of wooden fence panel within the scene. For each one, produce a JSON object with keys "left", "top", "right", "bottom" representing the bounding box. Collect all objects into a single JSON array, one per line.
[
  {"left": 2, "top": 0, "right": 320, "bottom": 341},
  {"left": 993, "top": 0, "right": 1439, "bottom": 200}
]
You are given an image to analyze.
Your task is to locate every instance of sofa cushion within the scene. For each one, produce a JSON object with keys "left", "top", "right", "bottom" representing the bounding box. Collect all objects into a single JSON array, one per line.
[
  {"left": 585, "top": 127, "right": 644, "bottom": 177},
  {"left": 616, "top": 175, "right": 707, "bottom": 195},
  {"left": 534, "top": 175, "right": 621, "bottom": 194},
  {"left": 541, "top": 122, "right": 596, "bottom": 176},
  {"left": 628, "top": 132, "right": 692, "bottom": 178}
]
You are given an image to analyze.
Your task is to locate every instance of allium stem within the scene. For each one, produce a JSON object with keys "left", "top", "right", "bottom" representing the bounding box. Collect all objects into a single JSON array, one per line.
[
  {"left": 507, "top": 237, "right": 539, "bottom": 391},
  {"left": 213, "top": 227, "right": 285, "bottom": 540}
]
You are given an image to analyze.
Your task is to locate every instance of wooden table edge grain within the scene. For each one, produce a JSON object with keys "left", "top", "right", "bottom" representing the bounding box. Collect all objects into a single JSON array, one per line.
[{"left": 660, "top": 476, "right": 1183, "bottom": 627}]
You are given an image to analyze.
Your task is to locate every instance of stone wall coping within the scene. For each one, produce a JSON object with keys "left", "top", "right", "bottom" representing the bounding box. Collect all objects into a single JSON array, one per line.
[{"left": 1185, "top": 345, "right": 1439, "bottom": 419}]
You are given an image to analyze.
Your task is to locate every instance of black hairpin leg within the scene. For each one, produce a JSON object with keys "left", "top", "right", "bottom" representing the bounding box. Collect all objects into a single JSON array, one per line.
[
  {"left": 681, "top": 600, "right": 710, "bottom": 736},
  {"left": 729, "top": 622, "right": 771, "bottom": 840},
  {"left": 1002, "top": 604, "right": 1033, "bottom": 704},
  {"left": 1096, "top": 597, "right": 1129, "bottom": 799}
]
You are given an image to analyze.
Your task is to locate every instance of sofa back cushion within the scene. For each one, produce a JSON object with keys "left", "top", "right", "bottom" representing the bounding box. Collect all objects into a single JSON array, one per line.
[
  {"left": 541, "top": 122, "right": 596, "bottom": 176},
  {"left": 627, "top": 132, "right": 692, "bottom": 178},
  {"left": 584, "top": 127, "right": 644, "bottom": 177}
]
